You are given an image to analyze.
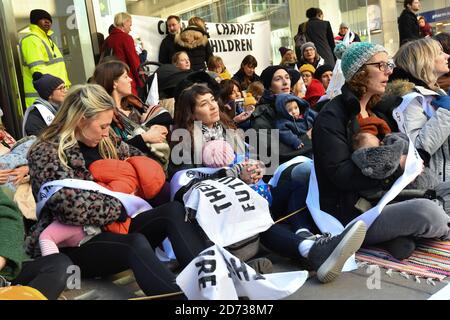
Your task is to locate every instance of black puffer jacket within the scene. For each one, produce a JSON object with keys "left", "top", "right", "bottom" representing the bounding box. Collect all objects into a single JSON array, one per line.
[
  {"left": 312, "top": 85, "right": 399, "bottom": 225},
  {"left": 174, "top": 26, "right": 213, "bottom": 71}
]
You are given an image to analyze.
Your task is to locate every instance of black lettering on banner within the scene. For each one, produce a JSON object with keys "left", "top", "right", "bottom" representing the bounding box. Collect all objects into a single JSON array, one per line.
[
  {"left": 242, "top": 203, "right": 256, "bottom": 212},
  {"left": 197, "top": 185, "right": 216, "bottom": 193},
  {"left": 199, "top": 276, "right": 217, "bottom": 289},
  {"left": 214, "top": 201, "right": 233, "bottom": 214},
  {"left": 157, "top": 20, "right": 166, "bottom": 35},
  {"left": 229, "top": 258, "right": 250, "bottom": 281},
  {"left": 195, "top": 259, "right": 217, "bottom": 275},
  {"left": 196, "top": 250, "right": 217, "bottom": 289},
  {"left": 227, "top": 40, "right": 235, "bottom": 52},
  {"left": 209, "top": 39, "right": 253, "bottom": 53},
  {"left": 236, "top": 190, "right": 250, "bottom": 202},
  {"left": 205, "top": 189, "right": 226, "bottom": 203},
  {"left": 230, "top": 24, "right": 236, "bottom": 34}
]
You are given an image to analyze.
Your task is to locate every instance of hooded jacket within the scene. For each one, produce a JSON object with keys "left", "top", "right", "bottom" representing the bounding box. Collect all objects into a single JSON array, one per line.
[
  {"left": 103, "top": 27, "right": 143, "bottom": 95},
  {"left": 174, "top": 26, "right": 213, "bottom": 71},
  {"left": 275, "top": 94, "right": 316, "bottom": 149},
  {"left": 386, "top": 68, "right": 450, "bottom": 183}
]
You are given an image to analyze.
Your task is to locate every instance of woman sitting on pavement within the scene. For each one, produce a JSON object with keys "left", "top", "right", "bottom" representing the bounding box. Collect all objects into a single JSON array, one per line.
[
  {"left": 26, "top": 83, "right": 210, "bottom": 297},
  {"left": 23, "top": 73, "right": 66, "bottom": 137},
  {"left": 312, "top": 41, "right": 450, "bottom": 260},
  {"left": 94, "top": 60, "right": 172, "bottom": 168},
  {"left": 171, "top": 83, "right": 367, "bottom": 283}
]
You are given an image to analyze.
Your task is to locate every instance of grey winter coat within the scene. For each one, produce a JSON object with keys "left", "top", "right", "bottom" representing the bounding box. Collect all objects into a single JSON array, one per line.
[{"left": 387, "top": 80, "right": 450, "bottom": 183}]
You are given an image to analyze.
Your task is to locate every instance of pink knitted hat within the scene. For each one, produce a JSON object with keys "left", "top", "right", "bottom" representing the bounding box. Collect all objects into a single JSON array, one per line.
[{"left": 202, "top": 140, "right": 235, "bottom": 168}]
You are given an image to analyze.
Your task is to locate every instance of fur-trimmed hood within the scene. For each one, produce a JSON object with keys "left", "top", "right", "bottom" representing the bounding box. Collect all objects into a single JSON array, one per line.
[
  {"left": 175, "top": 26, "right": 209, "bottom": 49},
  {"left": 386, "top": 68, "right": 429, "bottom": 97}
]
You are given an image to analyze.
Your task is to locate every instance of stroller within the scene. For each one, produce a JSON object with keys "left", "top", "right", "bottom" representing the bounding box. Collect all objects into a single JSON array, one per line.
[{"left": 138, "top": 61, "right": 193, "bottom": 103}]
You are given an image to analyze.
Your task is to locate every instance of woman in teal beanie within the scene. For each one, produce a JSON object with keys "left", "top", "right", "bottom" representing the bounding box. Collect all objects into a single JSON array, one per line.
[
  {"left": 312, "top": 41, "right": 450, "bottom": 260},
  {"left": 0, "top": 188, "right": 72, "bottom": 299}
]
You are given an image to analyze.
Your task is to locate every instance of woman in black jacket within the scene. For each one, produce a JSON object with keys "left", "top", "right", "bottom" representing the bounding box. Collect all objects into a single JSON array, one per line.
[
  {"left": 312, "top": 42, "right": 450, "bottom": 259},
  {"left": 232, "top": 55, "right": 261, "bottom": 91}
]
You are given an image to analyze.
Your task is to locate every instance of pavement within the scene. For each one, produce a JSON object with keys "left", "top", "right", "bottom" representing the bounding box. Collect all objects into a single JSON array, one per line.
[{"left": 59, "top": 253, "right": 449, "bottom": 300}]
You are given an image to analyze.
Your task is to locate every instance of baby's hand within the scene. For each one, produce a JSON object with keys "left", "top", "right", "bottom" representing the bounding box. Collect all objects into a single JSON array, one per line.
[{"left": 297, "top": 143, "right": 305, "bottom": 150}]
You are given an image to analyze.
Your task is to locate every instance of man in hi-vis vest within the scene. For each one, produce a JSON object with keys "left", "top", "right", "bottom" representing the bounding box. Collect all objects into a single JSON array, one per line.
[{"left": 20, "top": 9, "right": 71, "bottom": 107}]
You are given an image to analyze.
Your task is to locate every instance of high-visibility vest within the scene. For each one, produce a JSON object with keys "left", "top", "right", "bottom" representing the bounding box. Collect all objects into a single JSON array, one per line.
[{"left": 20, "top": 24, "right": 71, "bottom": 107}]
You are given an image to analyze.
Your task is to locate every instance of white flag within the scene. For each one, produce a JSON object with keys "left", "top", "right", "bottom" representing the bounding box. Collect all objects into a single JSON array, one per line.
[
  {"left": 183, "top": 177, "right": 274, "bottom": 247},
  {"left": 176, "top": 245, "right": 308, "bottom": 300},
  {"left": 145, "top": 73, "right": 159, "bottom": 106}
]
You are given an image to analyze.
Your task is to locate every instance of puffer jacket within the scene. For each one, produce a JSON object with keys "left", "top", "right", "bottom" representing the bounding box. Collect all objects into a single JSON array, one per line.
[
  {"left": 275, "top": 93, "right": 316, "bottom": 149},
  {"left": 25, "top": 136, "right": 143, "bottom": 258},
  {"left": 89, "top": 156, "right": 165, "bottom": 200},
  {"left": 386, "top": 69, "right": 450, "bottom": 183},
  {"left": 174, "top": 26, "right": 213, "bottom": 71}
]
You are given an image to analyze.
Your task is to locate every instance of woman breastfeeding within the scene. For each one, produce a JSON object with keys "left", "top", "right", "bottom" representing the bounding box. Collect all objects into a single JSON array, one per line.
[
  {"left": 26, "top": 84, "right": 208, "bottom": 297},
  {"left": 312, "top": 42, "right": 450, "bottom": 260},
  {"left": 94, "top": 60, "right": 171, "bottom": 167}
]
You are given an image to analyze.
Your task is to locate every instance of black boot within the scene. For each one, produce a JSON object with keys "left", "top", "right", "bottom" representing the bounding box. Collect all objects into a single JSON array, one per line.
[{"left": 381, "top": 236, "right": 416, "bottom": 260}]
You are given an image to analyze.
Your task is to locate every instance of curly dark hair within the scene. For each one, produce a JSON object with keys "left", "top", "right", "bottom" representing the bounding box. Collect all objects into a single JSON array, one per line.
[{"left": 347, "top": 65, "right": 381, "bottom": 110}]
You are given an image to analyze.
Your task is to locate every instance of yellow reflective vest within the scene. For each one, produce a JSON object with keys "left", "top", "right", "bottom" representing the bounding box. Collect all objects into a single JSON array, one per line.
[{"left": 20, "top": 24, "right": 71, "bottom": 107}]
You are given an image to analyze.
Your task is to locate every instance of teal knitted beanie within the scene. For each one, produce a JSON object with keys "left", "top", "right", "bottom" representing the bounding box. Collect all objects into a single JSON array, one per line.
[{"left": 341, "top": 42, "right": 387, "bottom": 81}]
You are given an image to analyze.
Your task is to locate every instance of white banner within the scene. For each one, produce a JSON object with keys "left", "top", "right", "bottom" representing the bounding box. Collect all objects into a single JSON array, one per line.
[
  {"left": 131, "top": 15, "right": 272, "bottom": 75},
  {"left": 183, "top": 176, "right": 274, "bottom": 247},
  {"left": 306, "top": 139, "right": 423, "bottom": 271},
  {"left": 176, "top": 244, "right": 308, "bottom": 300}
]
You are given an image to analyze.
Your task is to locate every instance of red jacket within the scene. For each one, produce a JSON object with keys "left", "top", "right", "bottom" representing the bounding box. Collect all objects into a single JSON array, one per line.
[
  {"left": 103, "top": 27, "right": 143, "bottom": 95},
  {"left": 305, "top": 79, "right": 325, "bottom": 109}
]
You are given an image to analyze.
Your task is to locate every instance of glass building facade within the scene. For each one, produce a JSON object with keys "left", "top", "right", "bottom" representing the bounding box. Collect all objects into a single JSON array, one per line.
[{"left": 0, "top": 0, "right": 450, "bottom": 136}]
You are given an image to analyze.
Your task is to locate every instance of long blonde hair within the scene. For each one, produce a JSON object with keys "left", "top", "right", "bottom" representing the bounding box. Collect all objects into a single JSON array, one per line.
[
  {"left": 39, "top": 84, "right": 118, "bottom": 168},
  {"left": 394, "top": 38, "right": 443, "bottom": 90}
]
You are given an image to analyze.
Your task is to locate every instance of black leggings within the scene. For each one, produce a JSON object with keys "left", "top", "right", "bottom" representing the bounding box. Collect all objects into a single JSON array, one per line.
[
  {"left": 62, "top": 201, "right": 208, "bottom": 296},
  {"left": 12, "top": 253, "right": 72, "bottom": 300}
]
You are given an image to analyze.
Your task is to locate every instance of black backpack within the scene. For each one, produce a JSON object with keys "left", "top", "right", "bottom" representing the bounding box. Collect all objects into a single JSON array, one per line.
[{"left": 294, "top": 22, "right": 309, "bottom": 49}]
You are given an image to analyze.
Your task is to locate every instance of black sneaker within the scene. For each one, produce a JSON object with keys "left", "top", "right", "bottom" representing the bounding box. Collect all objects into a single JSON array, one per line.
[
  {"left": 308, "top": 220, "right": 367, "bottom": 283},
  {"left": 247, "top": 257, "right": 273, "bottom": 274},
  {"left": 381, "top": 236, "right": 416, "bottom": 260}
]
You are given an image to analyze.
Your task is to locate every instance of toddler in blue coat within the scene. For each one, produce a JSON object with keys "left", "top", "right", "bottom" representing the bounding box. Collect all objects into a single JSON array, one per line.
[{"left": 275, "top": 93, "right": 317, "bottom": 149}]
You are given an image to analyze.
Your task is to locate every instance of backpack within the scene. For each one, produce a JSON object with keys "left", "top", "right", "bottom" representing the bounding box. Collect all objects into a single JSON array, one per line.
[
  {"left": 98, "top": 45, "right": 115, "bottom": 64},
  {"left": 294, "top": 22, "right": 309, "bottom": 49}
]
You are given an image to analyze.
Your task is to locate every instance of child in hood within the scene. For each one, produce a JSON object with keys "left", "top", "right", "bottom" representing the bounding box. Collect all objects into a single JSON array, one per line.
[{"left": 275, "top": 93, "right": 317, "bottom": 150}]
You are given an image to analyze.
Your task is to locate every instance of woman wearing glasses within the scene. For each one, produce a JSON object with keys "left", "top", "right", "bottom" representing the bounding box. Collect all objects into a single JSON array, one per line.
[
  {"left": 23, "top": 72, "right": 67, "bottom": 137},
  {"left": 312, "top": 42, "right": 450, "bottom": 260}
]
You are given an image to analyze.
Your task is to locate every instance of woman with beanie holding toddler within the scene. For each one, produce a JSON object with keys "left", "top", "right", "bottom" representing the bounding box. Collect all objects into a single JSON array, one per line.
[{"left": 312, "top": 41, "right": 450, "bottom": 260}]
